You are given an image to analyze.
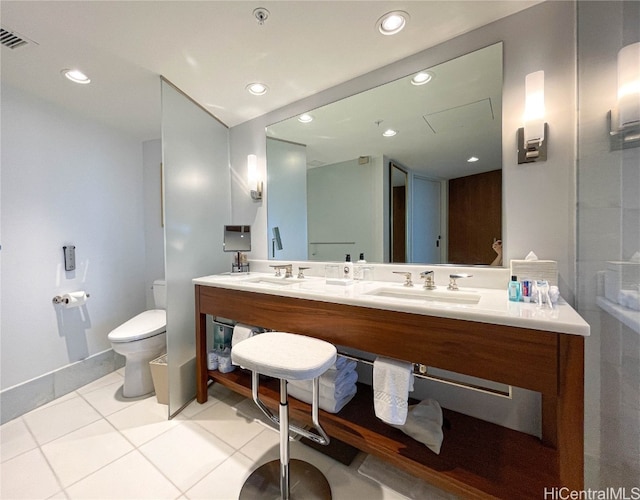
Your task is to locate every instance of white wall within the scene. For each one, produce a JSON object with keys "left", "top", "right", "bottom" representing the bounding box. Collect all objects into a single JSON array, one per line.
[
  {"left": 230, "top": 0, "right": 578, "bottom": 302},
  {"left": 266, "top": 138, "right": 308, "bottom": 260},
  {"left": 307, "top": 157, "right": 383, "bottom": 262},
  {"left": 1, "top": 84, "right": 147, "bottom": 391},
  {"left": 142, "top": 139, "right": 165, "bottom": 308}
]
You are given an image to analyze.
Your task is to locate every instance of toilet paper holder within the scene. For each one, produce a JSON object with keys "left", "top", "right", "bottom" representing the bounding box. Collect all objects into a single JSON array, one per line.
[{"left": 52, "top": 292, "right": 90, "bottom": 305}]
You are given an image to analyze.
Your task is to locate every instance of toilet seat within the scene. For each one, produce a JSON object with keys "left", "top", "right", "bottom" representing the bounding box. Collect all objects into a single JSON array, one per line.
[{"left": 108, "top": 309, "right": 166, "bottom": 343}]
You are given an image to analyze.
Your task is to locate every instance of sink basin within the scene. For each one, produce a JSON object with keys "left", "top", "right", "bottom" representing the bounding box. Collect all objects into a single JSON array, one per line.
[
  {"left": 242, "top": 276, "right": 302, "bottom": 287},
  {"left": 365, "top": 287, "right": 481, "bottom": 304}
]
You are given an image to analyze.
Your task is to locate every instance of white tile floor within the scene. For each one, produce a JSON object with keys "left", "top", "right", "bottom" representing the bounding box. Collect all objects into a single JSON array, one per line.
[{"left": 0, "top": 370, "right": 450, "bottom": 499}]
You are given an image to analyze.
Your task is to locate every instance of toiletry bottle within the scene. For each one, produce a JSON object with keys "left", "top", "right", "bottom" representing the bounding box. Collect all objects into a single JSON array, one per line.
[
  {"left": 353, "top": 253, "right": 366, "bottom": 280},
  {"left": 508, "top": 275, "right": 521, "bottom": 302},
  {"left": 344, "top": 254, "right": 353, "bottom": 279}
]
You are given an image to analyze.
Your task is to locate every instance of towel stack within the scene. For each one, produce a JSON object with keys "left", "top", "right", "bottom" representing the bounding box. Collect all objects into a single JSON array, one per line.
[{"left": 287, "top": 356, "right": 358, "bottom": 413}]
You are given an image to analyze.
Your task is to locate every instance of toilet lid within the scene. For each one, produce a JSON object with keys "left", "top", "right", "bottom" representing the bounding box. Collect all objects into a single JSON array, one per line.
[{"left": 108, "top": 309, "right": 166, "bottom": 343}]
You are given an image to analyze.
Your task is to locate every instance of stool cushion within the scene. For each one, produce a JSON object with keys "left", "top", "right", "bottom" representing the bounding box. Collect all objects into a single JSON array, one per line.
[{"left": 231, "top": 332, "right": 337, "bottom": 381}]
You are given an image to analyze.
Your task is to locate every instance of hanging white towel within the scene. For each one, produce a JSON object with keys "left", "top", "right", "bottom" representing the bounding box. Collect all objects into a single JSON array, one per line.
[
  {"left": 231, "top": 323, "right": 257, "bottom": 348},
  {"left": 373, "top": 357, "right": 414, "bottom": 425}
]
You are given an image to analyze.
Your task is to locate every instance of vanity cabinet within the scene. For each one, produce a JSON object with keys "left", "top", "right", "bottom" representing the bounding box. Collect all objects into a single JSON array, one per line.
[{"left": 195, "top": 284, "right": 584, "bottom": 499}]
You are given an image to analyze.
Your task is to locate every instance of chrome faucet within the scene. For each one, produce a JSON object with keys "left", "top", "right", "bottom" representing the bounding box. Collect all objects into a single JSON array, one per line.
[
  {"left": 297, "top": 266, "right": 310, "bottom": 279},
  {"left": 269, "top": 264, "right": 293, "bottom": 278},
  {"left": 420, "top": 271, "right": 436, "bottom": 290},
  {"left": 392, "top": 271, "right": 413, "bottom": 287},
  {"left": 448, "top": 273, "right": 472, "bottom": 291}
]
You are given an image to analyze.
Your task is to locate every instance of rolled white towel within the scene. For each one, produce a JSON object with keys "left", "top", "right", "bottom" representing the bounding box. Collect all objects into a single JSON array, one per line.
[
  {"left": 288, "top": 369, "right": 358, "bottom": 399},
  {"left": 373, "top": 357, "right": 414, "bottom": 425},
  {"left": 287, "top": 383, "right": 357, "bottom": 414}
]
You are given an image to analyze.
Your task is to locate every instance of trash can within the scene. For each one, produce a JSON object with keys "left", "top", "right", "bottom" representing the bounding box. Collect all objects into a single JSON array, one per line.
[{"left": 149, "top": 354, "right": 168, "bottom": 405}]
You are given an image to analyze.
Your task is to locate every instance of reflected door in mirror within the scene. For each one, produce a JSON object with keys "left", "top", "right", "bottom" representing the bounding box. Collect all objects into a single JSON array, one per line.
[{"left": 448, "top": 169, "right": 502, "bottom": 265}]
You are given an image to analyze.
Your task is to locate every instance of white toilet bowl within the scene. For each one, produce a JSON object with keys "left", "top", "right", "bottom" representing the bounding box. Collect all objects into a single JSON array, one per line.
[{"left": 108, "top": 280, "right": 167, "bottom": 398}]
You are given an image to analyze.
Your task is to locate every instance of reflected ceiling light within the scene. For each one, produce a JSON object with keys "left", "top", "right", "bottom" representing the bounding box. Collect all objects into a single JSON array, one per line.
[
  {"left": 411, "top": 71, "right": 434, "bottom": 86},
  {"left": 61, "top": 69, "right": 91, "bottom": 84},
  {"left": 382, "top": 129, "right": 397, "bottom": 137},
  {"left": 467, "top": 156, "right": 479, "bottom": 162},
  {"left": 377, "top": 11, "right": 409, "bottom": 35},
  {"left": 246, "top": 82, "right": 268, "bottom": 95},
  {"left": 298, "top": 113, "right": 313, "bottom": 123}
]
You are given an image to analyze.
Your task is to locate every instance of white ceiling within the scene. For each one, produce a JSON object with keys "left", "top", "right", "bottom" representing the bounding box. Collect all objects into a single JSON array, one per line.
[{"left": 1, "top": 1, "right": 540, "bottom": 142}]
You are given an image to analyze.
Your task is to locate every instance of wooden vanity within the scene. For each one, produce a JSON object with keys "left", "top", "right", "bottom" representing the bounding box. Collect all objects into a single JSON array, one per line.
[{"left": 195, "top": 282, "right": 584, "bottom": 499}]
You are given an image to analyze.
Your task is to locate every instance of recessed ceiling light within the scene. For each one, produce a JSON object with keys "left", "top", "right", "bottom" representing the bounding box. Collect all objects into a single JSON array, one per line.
[
  {"left": 411, "top": 71, "right": 434, "bottom": 86},
  {"left": 377, "top": 11, "right": 409, "bottom": 36},
  {"left": 383, "top": 129, "right": 398, "bottom": 137},
  {"left": 246, "top": 82, "right": 268, "bottom": 95},
  {"left": 467, "top": 156, "right": 479, "bottom": 162},
  {"left": 298, "top": 113, "right": 313, "bottom": 123},
  {"left": 61, "top": 69, "right": 91, "bottom": 84}
]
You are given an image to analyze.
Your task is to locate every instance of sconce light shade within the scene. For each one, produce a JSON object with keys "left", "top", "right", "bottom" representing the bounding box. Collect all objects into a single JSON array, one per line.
[
  {"left": 518, "top": 70, "right": 548, "bottom": 163},
  {"left": 610, "top": 42, "right": 640, "bottom": 149},
  {"left": 247, "top": 154, "right": 262, "bottom": 201},
  {"left": 617, "top": 42, "right": 640, "bottom": 128}
]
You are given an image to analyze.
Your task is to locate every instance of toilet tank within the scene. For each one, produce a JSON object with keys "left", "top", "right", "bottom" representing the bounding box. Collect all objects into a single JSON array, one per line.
[{"left": 153, "top": 280, "right": 167, "bottom": 309}]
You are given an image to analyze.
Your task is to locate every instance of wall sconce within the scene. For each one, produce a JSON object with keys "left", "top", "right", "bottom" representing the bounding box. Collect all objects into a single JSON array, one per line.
[
  {"left": 518, "top": 70, "right": 548, "bottom": 164},
  {"left": 609, "top": 42, "right": 640, "bottom": 149},
  {"left": 247, "top": 154, "right": 262, "bottom": 201}
]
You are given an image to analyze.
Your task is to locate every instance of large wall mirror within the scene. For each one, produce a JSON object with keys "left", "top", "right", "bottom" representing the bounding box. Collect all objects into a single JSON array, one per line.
[{"left": 266, "top": 42, "right": 503, "bottom": 265}]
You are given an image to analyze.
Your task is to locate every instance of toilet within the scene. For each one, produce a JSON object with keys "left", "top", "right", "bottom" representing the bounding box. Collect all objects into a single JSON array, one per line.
[{"left": 108, "top": 280, "right": 167, "bottom": 398}]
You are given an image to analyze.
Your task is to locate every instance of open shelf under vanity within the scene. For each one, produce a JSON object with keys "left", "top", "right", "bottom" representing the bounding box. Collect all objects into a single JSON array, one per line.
[
  {"left": 195, "top": 284, "right": 584, "bottom": 499},
  {"left": 208, "top": 368, "right": 560, "bottom": 499}
]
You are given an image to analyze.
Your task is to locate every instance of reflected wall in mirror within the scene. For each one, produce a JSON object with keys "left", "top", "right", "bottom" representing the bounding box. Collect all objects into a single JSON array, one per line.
[{"left": 266, "top": 42, "right": 503, "bottom": 265}]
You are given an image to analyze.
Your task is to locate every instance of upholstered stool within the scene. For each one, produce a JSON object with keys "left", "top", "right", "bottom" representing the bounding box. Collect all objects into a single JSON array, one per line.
[{"left": 231, "top": 332, "right": 337, "bottom": 500}]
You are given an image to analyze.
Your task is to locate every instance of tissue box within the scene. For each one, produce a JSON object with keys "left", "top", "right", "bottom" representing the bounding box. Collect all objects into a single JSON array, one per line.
[
  {"left": 604, "top": 261, "right": 640, "bottom": 303},
  {"left": 510, "top": 259, "right": 558, "bottom": 286}
]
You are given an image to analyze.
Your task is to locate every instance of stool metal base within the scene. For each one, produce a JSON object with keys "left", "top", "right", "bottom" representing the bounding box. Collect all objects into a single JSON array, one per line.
[{"left": 239, "top": 459, "right": 332, "bottom": 500}]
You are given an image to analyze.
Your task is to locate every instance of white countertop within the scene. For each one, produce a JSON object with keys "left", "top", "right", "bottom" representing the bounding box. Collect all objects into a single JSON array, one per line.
[
  {"left": 194, "top": 272, "right": 590, "bottom": 337},
  {"left": 597, "top": 296, "right": 640, "bottom": 334}
]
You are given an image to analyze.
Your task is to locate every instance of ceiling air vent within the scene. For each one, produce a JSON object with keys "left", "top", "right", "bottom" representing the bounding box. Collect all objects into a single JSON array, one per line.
[{"left": 1, "top": 27, "right": 32, "bottom": 49}]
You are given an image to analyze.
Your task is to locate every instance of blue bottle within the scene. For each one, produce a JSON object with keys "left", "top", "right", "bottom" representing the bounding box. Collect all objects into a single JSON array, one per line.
[{"left": 508, "top": 275, "right": 521, "bottom": 302}]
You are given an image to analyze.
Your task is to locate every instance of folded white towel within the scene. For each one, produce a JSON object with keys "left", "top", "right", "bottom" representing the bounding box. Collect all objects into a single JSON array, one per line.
[
  {"left": 287, "top": 383, "right": 357, "bottom": 414},
  {"left": 316, "top": 363, "right": 356, "bottom": 387},
  {"left": 392, "top": 399, "right": 444, "bottom": 455},
  {"left": 288, "top": 369, "right": 358, "bottom": 399},
  {"left": 328, "top": 356, "right": 357, "bottom": 372},
  {"left": 373, "top": 357, "right": 414, "bottom": 425}
]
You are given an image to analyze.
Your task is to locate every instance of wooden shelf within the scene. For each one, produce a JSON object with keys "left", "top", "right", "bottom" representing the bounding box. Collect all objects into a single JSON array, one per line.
[{"left": 209, "top": 369, "right": 560, "bottom": 499}]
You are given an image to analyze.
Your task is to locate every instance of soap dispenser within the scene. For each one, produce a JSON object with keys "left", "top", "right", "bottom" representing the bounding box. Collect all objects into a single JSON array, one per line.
[
  {"left": 343, "top": 254, "right": 353, "bottom": 279},
  {"left": 508, "top": 275, "right": 521, "bottom": 302}
]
